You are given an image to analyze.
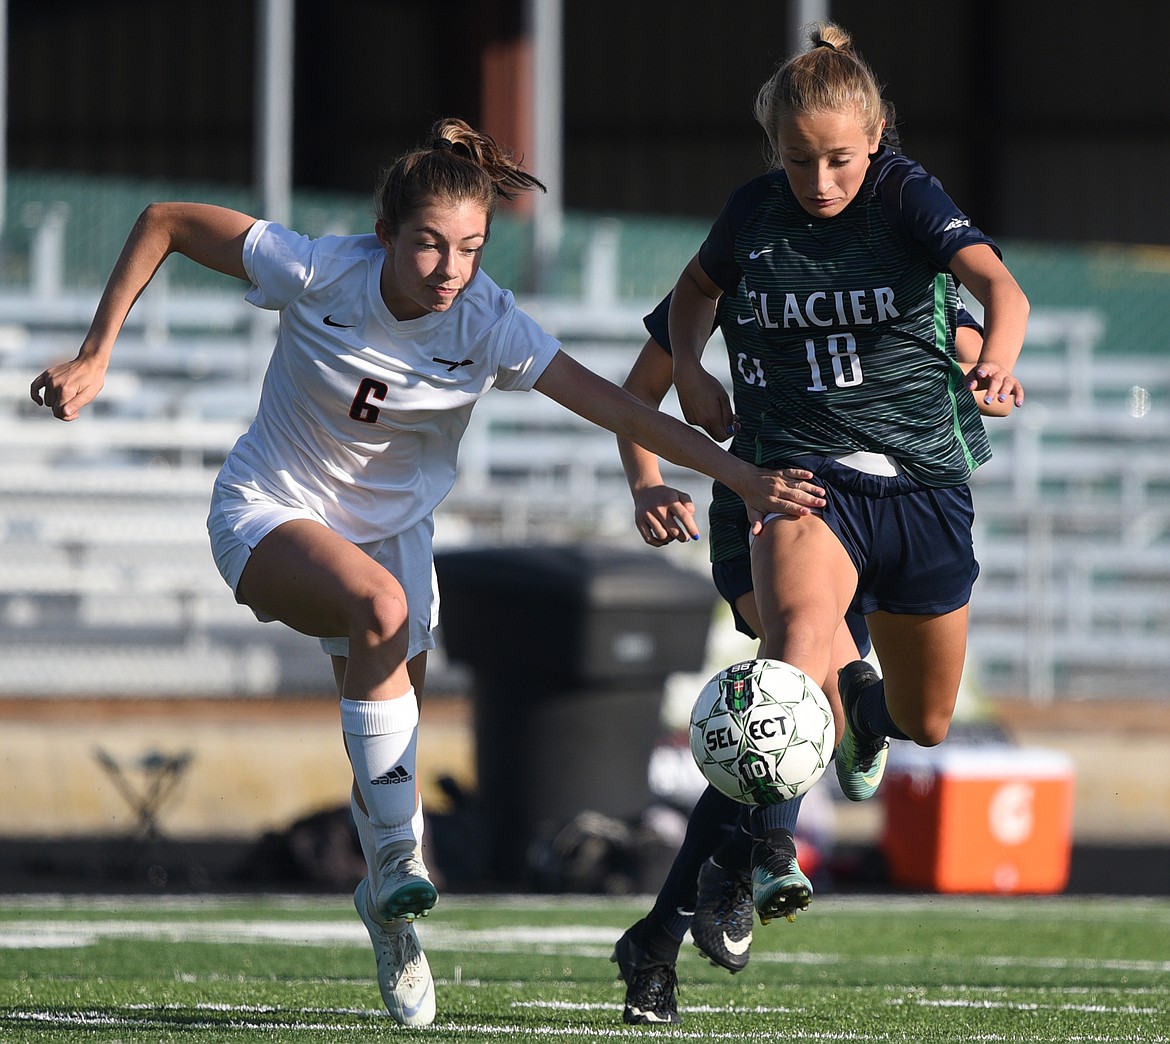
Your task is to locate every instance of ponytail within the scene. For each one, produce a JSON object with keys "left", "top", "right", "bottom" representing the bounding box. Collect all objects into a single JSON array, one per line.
[{"left": 375, "top": 118, "right": 545, "bottom": 234}]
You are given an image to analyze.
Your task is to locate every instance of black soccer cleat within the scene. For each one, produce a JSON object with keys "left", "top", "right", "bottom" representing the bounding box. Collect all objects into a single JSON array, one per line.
[
  {"left": 692, "top": 856, "right": 754, "bottom": 973},
  {"left": 611, "top": 920, "right": 681, "bottom": 1025}
]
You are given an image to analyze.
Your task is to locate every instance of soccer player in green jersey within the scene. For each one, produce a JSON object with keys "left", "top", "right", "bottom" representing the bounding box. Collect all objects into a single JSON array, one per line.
[{"left": 668, "top": 19, "right": 1028, "bottom": 934}]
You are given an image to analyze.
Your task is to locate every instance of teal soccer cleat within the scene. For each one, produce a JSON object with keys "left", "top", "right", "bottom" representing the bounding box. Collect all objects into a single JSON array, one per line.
[
  {"left": 835, "top": 660, "right": 889, "bottom": 802},
  {"left": 750, "top": 830, "right": 812, "bottom": 925},
  {"left": 374, "top": 842, "right": 438, "bottom": 921}
]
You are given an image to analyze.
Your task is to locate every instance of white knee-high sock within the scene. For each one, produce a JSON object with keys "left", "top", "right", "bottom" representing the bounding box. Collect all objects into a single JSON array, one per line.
[{"left": 341, "top": 691, "right": 420, "bottom": 853}]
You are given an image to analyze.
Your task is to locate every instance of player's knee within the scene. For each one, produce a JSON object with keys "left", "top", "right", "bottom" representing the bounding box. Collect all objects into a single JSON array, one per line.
[
  {"left": 762, "top": 617, "right": 835, "bottom": 671},
  {"left": 904, "top": 712, "right": 951, "bottom": 748},
  {"left": 356, "top": 585, "right": 410, "bottom": 649}
]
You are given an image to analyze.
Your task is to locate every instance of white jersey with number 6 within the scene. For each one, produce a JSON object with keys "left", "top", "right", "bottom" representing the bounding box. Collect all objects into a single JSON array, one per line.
[{"left": 214, "top": 220, "right": 560, "bottom": 544}]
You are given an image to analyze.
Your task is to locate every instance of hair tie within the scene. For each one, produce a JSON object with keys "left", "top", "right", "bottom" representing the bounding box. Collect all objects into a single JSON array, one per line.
[
  {"left": 433, "top": 137, "right": 454, "bottom": 151},
  {"left": 814, "top": 39, "right": 837, "bottom": 50}
]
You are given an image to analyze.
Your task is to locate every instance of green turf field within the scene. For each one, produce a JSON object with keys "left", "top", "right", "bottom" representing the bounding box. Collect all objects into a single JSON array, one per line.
[{"left": 1, "top": 893, "right": 1166, "bottom": 1042}]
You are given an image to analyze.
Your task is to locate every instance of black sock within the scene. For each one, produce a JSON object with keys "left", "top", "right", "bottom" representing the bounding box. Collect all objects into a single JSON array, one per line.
[
  {"left": 853, "top": 676, "right": 911, "bottom": 741},
  {"left": 634, "top": 915, "right": 683, "bottom": 963},
  {"left": 647, "top": 785, "right": 740, "bottom": 939},
  {"left": 711, "top": 808, "right": 752, "bottom": 875}
]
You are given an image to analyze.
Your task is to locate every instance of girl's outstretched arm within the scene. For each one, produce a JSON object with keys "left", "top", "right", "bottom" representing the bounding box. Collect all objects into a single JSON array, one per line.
[
  {"left": 31, "top": 203, "right": 255, "bottom": 421},
  {"left": 535, "top": 349, "right": 825, "bottom": 521}
]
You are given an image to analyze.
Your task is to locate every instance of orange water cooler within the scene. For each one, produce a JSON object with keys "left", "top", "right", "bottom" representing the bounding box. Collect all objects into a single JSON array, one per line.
[{"left": 881, "top": 746, "right": 1075, "bottom": 894}]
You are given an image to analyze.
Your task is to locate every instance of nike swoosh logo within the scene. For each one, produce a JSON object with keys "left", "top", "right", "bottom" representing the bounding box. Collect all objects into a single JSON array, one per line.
[
  {"left": 723, "top": 931, "right": 752, "bottom": 956},
  {"left": 736, "top": 314, "right": 755, "bottom": 325},
  {"left": 748, "top": 247, "right": 773, "bottom": 259},
  {"left": 323, "top": 314, "right": 354, "bottom": 328},
  {"left": 399, "top": 980, "right": 434, "bottom": 1021},
  {"left": 630, "top": 1007, "right": 676, "bottom": 1023},
  {"left": 432, "top": 356, "right": 474, "bottom": 371}
]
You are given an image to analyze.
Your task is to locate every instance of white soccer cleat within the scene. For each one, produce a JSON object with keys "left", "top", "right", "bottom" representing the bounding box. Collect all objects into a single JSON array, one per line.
[
  {"left": 374, "top": 841, "right": 438, "bottom": 921},
  {"left": 354, "top": 877, "right": 436, "bottom": 1027}
]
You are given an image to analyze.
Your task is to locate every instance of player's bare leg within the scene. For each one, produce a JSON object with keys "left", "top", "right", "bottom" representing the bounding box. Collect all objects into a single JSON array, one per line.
[{"left": 239, "top": 522, "right": 436, "bottom": 1024}]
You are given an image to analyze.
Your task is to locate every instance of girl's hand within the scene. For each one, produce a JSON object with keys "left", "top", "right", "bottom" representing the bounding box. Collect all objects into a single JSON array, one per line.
[
  {"left": 738, "top": 466, "right": 826, "bottom": 533},
  {"left": 968, "top": 362, "right": 1024, "bottom": 408},
  {"left": 30, "top": 355, "right": 108, "bottom": 421},
  {"left": 632, "top": 485, "right": 699, "bottom": 545}
]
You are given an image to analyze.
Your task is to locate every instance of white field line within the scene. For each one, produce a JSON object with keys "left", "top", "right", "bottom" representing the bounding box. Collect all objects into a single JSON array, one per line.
[
  {"left": 4, "top": 918, "right": 1170, "bottom": 979},
  {"left": 5, "top": 1007, "right": 1165, "bottom": 1043},
  {"left": 513, "top": 998, "right": 1161, "bottom": 1018}
]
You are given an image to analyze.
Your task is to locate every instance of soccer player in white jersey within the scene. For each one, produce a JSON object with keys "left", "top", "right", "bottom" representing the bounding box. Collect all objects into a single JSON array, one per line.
[{"left": 30, "top": 118, "right": 829, "bottom": 1027}]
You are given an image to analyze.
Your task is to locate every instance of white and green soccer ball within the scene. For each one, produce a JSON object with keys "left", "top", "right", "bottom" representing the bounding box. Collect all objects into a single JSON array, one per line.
[{"left": 689, "top": 658, "right": 835, "bottom": 805}]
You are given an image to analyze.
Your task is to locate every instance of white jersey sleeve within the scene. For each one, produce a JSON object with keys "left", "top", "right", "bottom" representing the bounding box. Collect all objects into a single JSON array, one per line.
[{"left": 241, "top": 221, "right": 320, "bottom": 310}]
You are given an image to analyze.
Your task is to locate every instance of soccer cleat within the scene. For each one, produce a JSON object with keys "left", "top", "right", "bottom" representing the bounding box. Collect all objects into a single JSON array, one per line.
[
  {"left": 691, "top": 857, "right": 754, "bottom": 973},
  {"left": 750, "top": 831, "right": 812, "bottom": 926},
  {"left": 611, "top": 921, "right": 681, "bottom": 1025},
  {"left": 354, "top": 877, "right": 436, "bottom": 1027},
  {"left": 374, "top": 841, "right": 438, "bottom": 921},
  {"left": 835, "top": 660, "right": 889, "bottom": 802}
]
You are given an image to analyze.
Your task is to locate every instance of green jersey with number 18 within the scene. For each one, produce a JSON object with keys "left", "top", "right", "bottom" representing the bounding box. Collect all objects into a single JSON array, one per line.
[{"left": 697, "top": 145, "right": 997, "bottom": 488}]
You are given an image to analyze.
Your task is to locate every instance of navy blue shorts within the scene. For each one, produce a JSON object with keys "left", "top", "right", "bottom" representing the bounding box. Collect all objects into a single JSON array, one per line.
[
  {"left": 775, "top": 454, "right": 979, "bottom": 617},
  {"left": 712, "top": 554, "right": 872, "bottom": 655}
]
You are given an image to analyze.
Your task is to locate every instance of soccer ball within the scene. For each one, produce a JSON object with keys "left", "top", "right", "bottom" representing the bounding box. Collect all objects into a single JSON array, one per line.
[{"left": 689, "top": 658, "right": 835, "bottom": 805}]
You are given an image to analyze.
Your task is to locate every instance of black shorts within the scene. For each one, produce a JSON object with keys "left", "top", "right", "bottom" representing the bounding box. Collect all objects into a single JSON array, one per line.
[{"left": 773, "top": 454, "right": 979, "bottom": 617}]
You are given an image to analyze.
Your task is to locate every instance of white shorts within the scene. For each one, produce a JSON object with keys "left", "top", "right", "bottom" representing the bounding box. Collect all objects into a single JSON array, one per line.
[{"left": 207, "top": 483, "right": 439, "bottom": 662}]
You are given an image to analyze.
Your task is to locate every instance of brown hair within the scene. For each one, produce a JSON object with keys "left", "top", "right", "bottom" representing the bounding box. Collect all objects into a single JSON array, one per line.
[
  {"left": 374, "top": 117, "right": 546, "bottom": 234},
  {"left": 753, "top": 22, "right": 887, "bottom": 168}
]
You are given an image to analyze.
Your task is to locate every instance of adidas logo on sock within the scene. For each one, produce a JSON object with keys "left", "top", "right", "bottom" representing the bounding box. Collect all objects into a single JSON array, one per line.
[{"left": 371, "top": 765, "right": 413, "bottom": 785}]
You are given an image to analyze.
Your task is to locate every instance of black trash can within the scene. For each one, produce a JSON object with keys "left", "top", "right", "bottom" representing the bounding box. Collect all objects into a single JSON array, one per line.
[{"left": 434, "top": 545, "right": 717, "bottom": 886}]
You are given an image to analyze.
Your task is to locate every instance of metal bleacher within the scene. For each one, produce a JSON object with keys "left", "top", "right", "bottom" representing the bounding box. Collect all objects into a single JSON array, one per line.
[
  {"left": 965, "top": 310, "right": 1170, "bottom": 700},
  {"left": 1, "top": 198, "right": 1168, "bottom": 702}
]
